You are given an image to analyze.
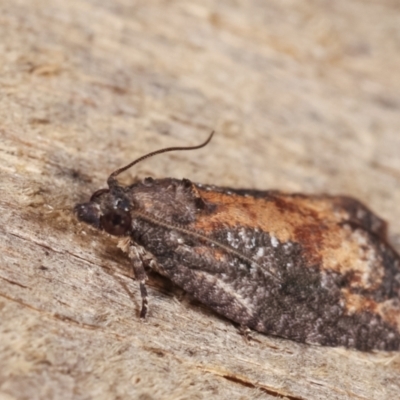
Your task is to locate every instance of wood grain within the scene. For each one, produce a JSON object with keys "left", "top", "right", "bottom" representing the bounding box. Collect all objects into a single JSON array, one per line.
[{"left": 1, "top": 1, "right": 400, "bottom": 399}]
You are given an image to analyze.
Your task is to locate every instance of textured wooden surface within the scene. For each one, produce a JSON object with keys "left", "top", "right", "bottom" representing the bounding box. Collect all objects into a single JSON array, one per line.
[{"left": 1, "top": 1, "right": 400, "bottom": 399}]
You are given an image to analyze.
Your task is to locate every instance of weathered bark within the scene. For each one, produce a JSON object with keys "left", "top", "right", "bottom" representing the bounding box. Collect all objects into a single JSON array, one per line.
[{"left": 1, "top": 1, "right": 400, "bottom": 399}]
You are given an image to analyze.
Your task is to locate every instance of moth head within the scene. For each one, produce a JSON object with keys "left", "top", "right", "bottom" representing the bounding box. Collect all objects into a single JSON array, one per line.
[
  {"left": 75, "top": 132, "right": 214, "bottom": 235},
  {"left": 75, "top": 188, "right": 132, "bottom": 236}
]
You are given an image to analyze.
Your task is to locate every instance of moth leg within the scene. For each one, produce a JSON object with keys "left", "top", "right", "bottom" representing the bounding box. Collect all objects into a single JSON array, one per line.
[
  {"left": 238, "top": 325, "right": 252, "bottom": 340},
  {"left": 118, "top": 238, "right": 151, "bottom": 319},
  {"left": 130, "top": 246, "right": 149, "bottom": 319}
]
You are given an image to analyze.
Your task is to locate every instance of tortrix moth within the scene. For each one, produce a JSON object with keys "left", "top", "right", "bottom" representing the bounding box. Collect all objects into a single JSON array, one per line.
[{"left": 75, "top": 132, "right": 400, "bottom": 351}]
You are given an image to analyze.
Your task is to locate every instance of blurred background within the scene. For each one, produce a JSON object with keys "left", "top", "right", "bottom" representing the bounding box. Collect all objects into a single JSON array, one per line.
[{"left": 1, "top": 1, "right": 400, "bottom": 399}]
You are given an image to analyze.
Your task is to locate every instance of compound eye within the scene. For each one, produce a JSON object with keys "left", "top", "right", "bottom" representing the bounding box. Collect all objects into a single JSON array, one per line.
[{"left": 100, "top": 209, "right": 132, "bottom": 236}]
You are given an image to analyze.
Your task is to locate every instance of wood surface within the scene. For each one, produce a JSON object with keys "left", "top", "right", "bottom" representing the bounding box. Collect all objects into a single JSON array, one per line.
[{"left": 1, "top": 1, "right": 400, "bottom": 399}]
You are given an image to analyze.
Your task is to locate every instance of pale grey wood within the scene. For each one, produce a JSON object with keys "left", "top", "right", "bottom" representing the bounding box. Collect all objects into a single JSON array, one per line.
[{"left": 1, "top": 1, "right": 400, "bottom": 399}]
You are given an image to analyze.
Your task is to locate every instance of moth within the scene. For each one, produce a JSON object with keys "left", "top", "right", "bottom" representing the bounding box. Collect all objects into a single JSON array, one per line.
[{"left": 75, "top": 132, "right": 400, "bottom": 351}]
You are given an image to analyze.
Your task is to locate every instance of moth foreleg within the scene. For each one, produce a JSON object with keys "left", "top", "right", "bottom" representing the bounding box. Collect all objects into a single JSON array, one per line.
[{"left": 118, "top": 238, "right": 153, "bottom": 319}]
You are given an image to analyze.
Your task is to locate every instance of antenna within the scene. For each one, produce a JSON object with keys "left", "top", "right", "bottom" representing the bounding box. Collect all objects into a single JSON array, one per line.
[{"left": 107, "top": 131, "right": 214, "bottom": 187}]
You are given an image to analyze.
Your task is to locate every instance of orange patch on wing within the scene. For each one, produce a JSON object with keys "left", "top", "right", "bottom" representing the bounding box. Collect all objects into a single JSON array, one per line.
[{"left": 192, "top": 190, "right": 386, "bottom": 286}]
